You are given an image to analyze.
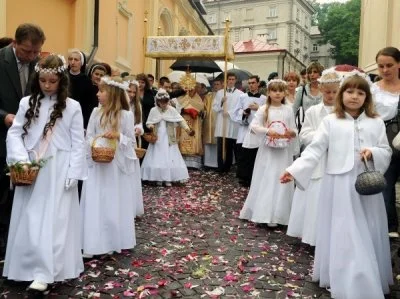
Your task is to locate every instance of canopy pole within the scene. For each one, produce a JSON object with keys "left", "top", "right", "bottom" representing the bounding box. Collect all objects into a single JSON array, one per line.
[
  {"left": 222, "top": 18, "right": 231, "bottom": 162},
  {"left": 143, "top": 11, "right": 148, "bottom": 73}
]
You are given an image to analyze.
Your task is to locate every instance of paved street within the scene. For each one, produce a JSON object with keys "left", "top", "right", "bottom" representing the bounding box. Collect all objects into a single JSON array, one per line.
[{"left": 1, "top": 169, "right": 400, "bottom": 298}]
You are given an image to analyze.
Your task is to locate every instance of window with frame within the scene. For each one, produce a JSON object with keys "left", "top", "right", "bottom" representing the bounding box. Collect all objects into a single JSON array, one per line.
[
  {"left": 296, "top": 8, "right": 300, "bottom": 21},
  {"left": 267, "top": 28, "right": 277, "bottom": 40},
  {"left": 313, "top": 43, "right": 318, "bottom": 51},
  {"left": 245, "top": 8, "right": 254, "bottom": 20},
  {"left": 268, "top": 6, "right": 277, "bottom": 18},
  {"left": 295, "top": 29, "right": 299, "bottom": 42}
]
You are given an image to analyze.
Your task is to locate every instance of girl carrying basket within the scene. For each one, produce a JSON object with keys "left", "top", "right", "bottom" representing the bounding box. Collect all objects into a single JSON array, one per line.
[
  {"left": 4, "top": 54, "right": 86, "bottom": 292},
  {"left": 239, "top": 79, "right": 297, "bottom": 227},
  {"left": 80, "top": 76, "right": 137, "bottom": 258}
]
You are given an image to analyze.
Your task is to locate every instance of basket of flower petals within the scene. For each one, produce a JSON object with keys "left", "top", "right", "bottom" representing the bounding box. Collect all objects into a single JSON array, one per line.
[
  {"left": 8, "top": 158, "right": 49, "bottom": 186},
  {"left": 91, "top": 136, "right": 117, "bottom": 163},
  {"left": 265, "top": 121, "right": 292, "bottom": 148}
]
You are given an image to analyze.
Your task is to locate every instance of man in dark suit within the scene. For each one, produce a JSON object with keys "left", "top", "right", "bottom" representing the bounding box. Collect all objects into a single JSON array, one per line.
[{"left": 0, "top": 23, "right": 45, "bottom": 260}]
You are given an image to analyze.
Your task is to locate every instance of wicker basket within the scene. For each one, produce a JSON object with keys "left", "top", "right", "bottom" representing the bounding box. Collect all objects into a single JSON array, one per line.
[
  {"left": 91, "top": 136, "right": 117, "bottom": 163},
  {"left": 135, "top": 148, "right": 146, "bottom": 159},
  {"left": 134, "top": 136, "right": 146, "bottom": 158},
  {"left": 10, "top": 165, "right": 39, "bottom": 186},
  {"left": 143, "top": 132, "right": 158, "bottom": 144}
]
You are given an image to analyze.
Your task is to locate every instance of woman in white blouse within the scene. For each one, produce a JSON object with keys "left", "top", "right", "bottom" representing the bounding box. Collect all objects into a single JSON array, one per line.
[{"left": 372, "top": 46, "right": 400, "bottom": 238}]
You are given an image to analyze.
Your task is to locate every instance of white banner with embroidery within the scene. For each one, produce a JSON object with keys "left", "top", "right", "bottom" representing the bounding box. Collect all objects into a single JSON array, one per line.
[{"left": 145, "top": 36, "right": 234, "bottom": 59}]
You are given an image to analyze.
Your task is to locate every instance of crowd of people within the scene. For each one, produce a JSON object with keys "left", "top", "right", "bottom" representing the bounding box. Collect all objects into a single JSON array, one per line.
[{"left": 0, "top": 23, "right": 400, "bottom": 299}]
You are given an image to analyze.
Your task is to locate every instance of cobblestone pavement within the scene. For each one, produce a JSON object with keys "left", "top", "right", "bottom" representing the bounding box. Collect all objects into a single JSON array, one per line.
[{"left": 1, "top": 169, "right": 400, "bottom": 298}]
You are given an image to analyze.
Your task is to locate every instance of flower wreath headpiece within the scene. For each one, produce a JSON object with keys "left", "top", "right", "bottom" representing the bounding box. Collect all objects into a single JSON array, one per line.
[
  {"left": 101, "top": 76, "right": 130, "bottom": 91},
  {"left": 317, "top": 67, "right": 342, "bottom": 84},
  {"left": 34, "top": 54, "right": 67, "bottom": 74},
  {"left": 179, "top": 71, "right": 197, "bottom": 91},
  {"left": 267, "top": 79, "right": 287, "bottom": 88},
  {"left": 154, "top": 88, "right": 170, "bottom": 101},
  {"left": 339, "top": 69, "right": 373, "bottom": 87},
  {"left": 128, "top": 79, "right": 139, "bottom": 87}
]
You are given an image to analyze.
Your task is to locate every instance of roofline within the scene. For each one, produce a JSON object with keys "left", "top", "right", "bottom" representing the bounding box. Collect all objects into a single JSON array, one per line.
[
  {"left": 234, "top": 49, "right": 286, "bottom": 54},
  {"left": 188, "top": 0, "right": 214, "bottom": 35}
]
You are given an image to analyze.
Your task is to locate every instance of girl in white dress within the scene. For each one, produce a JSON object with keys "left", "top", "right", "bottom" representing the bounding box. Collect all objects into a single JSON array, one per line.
[
  {"left": 287, "top": 69, "right": 340, "bottom": 246},
  {"left": 281, "top": 73, "right": 393, "bottom": 299},
  {"left": 81, "top": 76, "right": 137, "bottom": 258},
  {"left": 4, "top": 54, "right": 86, "bottom": 292},
  {"left": 141, "top": 89, "right": 194, "bottom": 186},
  {"left": 125, "top": 77, "right": 144, "bottom": 217},
  {"left": 239, "top": 79, "right": 297, "bottom": 227}
]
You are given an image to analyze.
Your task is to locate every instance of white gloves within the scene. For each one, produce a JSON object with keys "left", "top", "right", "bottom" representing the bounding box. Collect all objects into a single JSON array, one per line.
[{"left": 65, "top": 178, "right": 78, "bottom": 190}]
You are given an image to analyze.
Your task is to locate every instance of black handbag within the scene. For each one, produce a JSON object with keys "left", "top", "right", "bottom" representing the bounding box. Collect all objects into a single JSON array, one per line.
[
  {"left": 355, "top": 157, "right": 387, "bottom": 196},
  {"left": 384, "top": 95, "right": 400, "bottom": 158},
  {"left": 295, "top": 86, "right": 307, "bottom": 132}
]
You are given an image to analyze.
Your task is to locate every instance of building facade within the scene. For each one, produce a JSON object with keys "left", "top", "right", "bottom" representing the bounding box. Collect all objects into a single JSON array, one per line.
[
  {"left": 232, "top": 39, "right": 305, "bottom": 80},
  {"left": 358, "top": 0, "right": 400, "bottom": 74},
  {"left": 0, "top": 0, "right": 211, "bottom": 76},
  {"left": 203, "top": 0, "right": 315, "bottom": 68},
  {"left": 309, "top": 26, "right": 335, "bottom": 69}
]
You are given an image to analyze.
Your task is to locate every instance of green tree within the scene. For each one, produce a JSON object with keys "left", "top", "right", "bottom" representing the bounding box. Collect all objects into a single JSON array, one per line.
[{"left": 311, "top": 0, "right": 361, "bottom": 65}]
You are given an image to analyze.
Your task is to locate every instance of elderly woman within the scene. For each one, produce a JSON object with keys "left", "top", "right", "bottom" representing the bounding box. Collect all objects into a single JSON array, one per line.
[{"left": 67, "top": 49, "right": 94, "bottom": 128}]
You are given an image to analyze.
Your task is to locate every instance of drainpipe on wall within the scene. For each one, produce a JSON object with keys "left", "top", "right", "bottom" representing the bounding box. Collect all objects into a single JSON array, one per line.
[{"left": 87, "top": 0, "right": 99, "bottom": 69}]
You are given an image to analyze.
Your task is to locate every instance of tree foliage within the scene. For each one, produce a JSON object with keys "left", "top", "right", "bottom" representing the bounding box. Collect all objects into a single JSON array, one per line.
[{"left": 310, "top": 0, "right": 361, "bottom": 65}]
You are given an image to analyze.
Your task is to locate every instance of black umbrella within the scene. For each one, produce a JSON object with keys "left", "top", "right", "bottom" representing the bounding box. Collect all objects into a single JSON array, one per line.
[
  {"left": 170, "top": 59, "right": 222, "bottom": 73},
  {"left": 216, "top": 68, "right": 253, "bottom": 82}
]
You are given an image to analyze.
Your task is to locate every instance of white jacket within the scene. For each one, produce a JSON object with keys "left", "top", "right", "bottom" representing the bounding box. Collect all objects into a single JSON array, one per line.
[
  {"left": 299, "top": 103, "right": 332, "bottom": 179},
  {"left": 7, "top": 95, "right": 87, "bottom": 180},
  {"left": 287, "top": 112, "right": 391, "bottom": 190}
]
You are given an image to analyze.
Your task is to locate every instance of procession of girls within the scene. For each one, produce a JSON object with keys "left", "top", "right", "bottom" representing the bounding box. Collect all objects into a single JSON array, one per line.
[
  {"left": 3, "top": 46, "right": 400, "bottom": 299},
  {"left": 241, "top": 47, "right": 400, "bottom": 299}
]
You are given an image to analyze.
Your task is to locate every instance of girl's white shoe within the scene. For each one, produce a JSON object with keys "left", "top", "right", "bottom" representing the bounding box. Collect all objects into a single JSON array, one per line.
[
  {"left": 82, "top": 253, "right": 94, "bottom": 259},
  {"left": 165, "top": 182, "right": 172, "bottom": 187},
  {"left": 28, "top": 280, "right": 48, "bottom": 292},
  {"left": 267, "top": 223, "right": 278, "bottom": 227}
]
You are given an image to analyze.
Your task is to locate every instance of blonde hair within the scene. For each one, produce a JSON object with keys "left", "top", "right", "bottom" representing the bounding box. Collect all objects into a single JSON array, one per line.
[
  {"left": 334, "top": 75, "right": 377, "bottom": 119},
  {"left": 98, "top": 76, "right": 130, "bottom": 131},
  {"left": 264, "top": 80, "right": 287, "bottom": 124},
  {"left": 123, "top": 75, "right": 142, "bottom": 125}
]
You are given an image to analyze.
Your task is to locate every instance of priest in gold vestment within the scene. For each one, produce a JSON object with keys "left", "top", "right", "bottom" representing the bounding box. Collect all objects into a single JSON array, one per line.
[{"left": 176, "top": 72, "right": 205, "bottom": 169}]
